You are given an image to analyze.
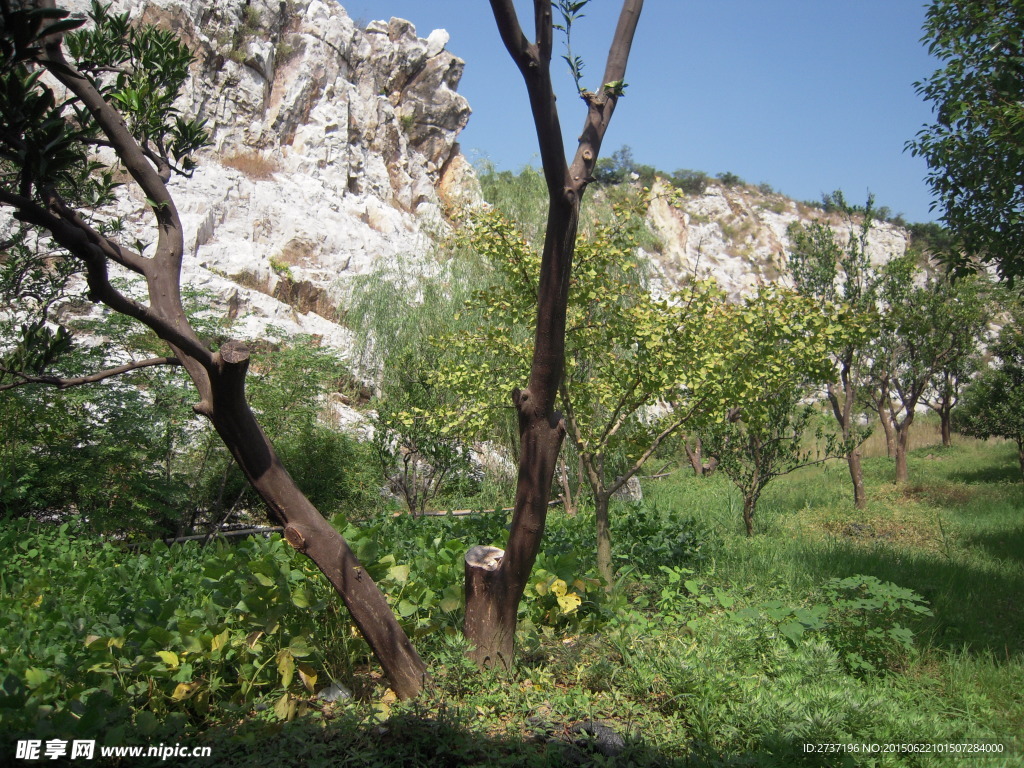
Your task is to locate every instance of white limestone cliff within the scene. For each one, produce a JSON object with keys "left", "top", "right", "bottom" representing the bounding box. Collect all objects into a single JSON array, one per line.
[{"left": 60, "top": 0, "right": 476, "bottom": 349}]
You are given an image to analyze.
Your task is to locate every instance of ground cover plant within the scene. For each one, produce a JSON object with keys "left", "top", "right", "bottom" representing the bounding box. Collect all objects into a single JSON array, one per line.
[{"left": 3, "top": 435, "right": 1021, "bottom": 766}]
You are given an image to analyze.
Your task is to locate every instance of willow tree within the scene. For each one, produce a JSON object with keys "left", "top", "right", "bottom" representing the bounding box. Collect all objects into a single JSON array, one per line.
[
  {"left": 0, "top": 1, "right": 427, "bottom": 699},
  {"left": 461, "top": 0, "right": 643, "bottom": 668}
]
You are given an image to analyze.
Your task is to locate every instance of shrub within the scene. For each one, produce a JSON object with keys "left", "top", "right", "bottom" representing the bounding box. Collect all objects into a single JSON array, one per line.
[
  {"left": 0, "top": 523, "right": 349, "bottom": 740},
  {"left": 668, "top": 168, "right": 708, "bottom": 195},
  {"left": 818, "top": 575, "right": 932, "bottom": 676},
  {"left": 716, "top": 171, "right": 744, "bottom": 187}
]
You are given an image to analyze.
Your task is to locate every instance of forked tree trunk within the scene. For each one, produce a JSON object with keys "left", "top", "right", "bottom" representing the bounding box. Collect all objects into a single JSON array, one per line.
[
  {"left": 827, "top": 377, "right": 866, "bottom": 510},
  {"left": 684, "top": 436, "right": 704, "bottom": 476},
  {"left": 19, "top": 21, "right": 429, "bottom": 700},
  {"left": 463, "top": 0, "right": 643, "bottom": 669}
]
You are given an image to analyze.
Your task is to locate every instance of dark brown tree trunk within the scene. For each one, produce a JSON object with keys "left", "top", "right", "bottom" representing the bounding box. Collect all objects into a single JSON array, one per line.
[
  {"left": 939, "top": 401, "right": 953, "bottom": 447},
  {"left": 463, "top": 392, "right": 567, "bottom": 667},
  {"left": 595, "top": 492, "right": 613, "bottom": 589},
  {"left": 894, "top": 417, "right": 913, "bottom": 485},
  {"left": 18, "top": 26, "right": 429, "bottom": 700},
  {"left": 847, "top": 448, "right": 866, "bottom": 509},
  {"left": 463, "top": 0, "right": 643, "bottom": 669},
  {"left": 204, "top": 343, "right": 428, "bottom": 699},
  {"left": 1017, "top": 439, "right": 1024, "bottom": 482}
]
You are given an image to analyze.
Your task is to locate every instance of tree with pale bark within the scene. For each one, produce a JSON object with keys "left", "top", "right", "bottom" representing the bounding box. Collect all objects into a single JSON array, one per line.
[{"left": 788, "top": 193, "right": 878, "bottom": 509}]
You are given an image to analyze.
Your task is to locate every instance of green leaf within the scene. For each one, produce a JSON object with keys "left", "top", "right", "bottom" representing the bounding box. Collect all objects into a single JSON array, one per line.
[
  {"left": 387, "top": 564, "right": 411, "bottom": 584},
  {"left": 155, "top": 650, "right": 179, "bottom": 668},
  {"left": 277, "top": 650, "right": 295, "bottom": 688}
]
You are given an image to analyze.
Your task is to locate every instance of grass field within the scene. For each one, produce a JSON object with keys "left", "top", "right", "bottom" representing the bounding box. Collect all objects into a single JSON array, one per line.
[{"left": 2, "top": 433, "right": 1022, "bottom": 767}]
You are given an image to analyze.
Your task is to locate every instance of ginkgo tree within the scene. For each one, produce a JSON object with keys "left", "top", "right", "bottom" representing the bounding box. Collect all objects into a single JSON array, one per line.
[{"left": 431, "top": 195, "right": 850, "bottom": 584}]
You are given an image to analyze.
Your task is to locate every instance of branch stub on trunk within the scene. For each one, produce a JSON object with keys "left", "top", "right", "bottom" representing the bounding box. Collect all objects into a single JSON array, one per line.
[
  {"left": 220, "top": 340, "right": 251, "bottom": 366},
  {"left": 283, "top": 524, "right": 309, "bottom": 553},
  {"left": 465, "top": 545, "right": 505, "bottom": 571}
]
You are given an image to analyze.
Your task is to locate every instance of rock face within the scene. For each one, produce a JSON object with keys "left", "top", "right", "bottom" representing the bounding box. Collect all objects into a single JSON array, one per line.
[
  {"left": 62, "top": 0, "right": 475, "bottom": 347},
  {"left": 644, "top": 181, "right": 910, "bottom": 300}
]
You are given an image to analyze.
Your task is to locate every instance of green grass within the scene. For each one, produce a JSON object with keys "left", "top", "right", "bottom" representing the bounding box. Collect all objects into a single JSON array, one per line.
[{"left": 2, "top": 437, "right": 1022, "bottom": 766}]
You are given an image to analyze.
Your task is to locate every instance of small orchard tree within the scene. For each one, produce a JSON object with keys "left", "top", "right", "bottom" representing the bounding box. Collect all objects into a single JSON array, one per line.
[
  {"left": 699, "top": 289, "right": 845, "bottom": 536},
  {"left": 0, "top": 1, "right": 426, "bottom": 698},
  {"left": 870, "top": 255, "right": 989, "bottom": 484},
  {"left": 919, "top": 275, "right": 991, "bottom": 448},
  {"left": 788, "top": 192, "right": 878, "bottom": 508},
  {"left": 702, "top": 387, "right": 835, "bottom": 537},
  {"left": 370, "top": 360, "right": 472, "bottom": 515},
  {"left": 954, "top": 304, "right": 1024, "bottom": 480},
  {"left": 436, "top": 202, "right": 847, "bottom": 581}
]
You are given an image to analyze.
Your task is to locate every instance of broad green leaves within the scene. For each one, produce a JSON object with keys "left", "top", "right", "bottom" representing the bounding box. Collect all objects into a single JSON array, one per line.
[
  {"left": 909, "top": 0, "right": 1024, "bottom": 282},
  {"left": 65, "top": 1, "right": 209, "bottom": 173}
]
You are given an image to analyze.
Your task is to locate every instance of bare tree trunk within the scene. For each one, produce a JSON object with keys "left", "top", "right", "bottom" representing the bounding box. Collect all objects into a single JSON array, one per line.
[
  {"left": 877, "top": 400, "right": 897, "bottom": 458},
  {"left": 559, "top": 455, "right": 576, "bottom": 515},
  {"left": 205, "top": 344, "right": 428, "bottom": 698},
  {"left": 595, "top": 492, "right": 613, "bottom": 589},
  {"left": 847, "top": 448, "right": 867, "bottom": 509},
  {"left": 463, "top": 0, "right": 643, "bottom": 669},
  {"left": 894, "top": 418, "right": 913, "bottom": 485},
  {"left": 827, "top": 377, "right": 866, "bottom": 509},
  {"left": 1017, "top": 439, "right": 1024, "bottom": 483},
  {"left": 743, "top": 495, "right": 756, "bottom": 537},
  {"left": 939, "top": 400, "right": 953, "bottom": 447},
  {"left": 683, "top": 435, "right": 704, "bottom": 476}
]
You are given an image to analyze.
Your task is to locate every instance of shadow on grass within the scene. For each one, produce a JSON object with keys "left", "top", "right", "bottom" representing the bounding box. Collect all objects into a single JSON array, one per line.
[
  {"left": 60, "top": 710, "right": 869, "bottom": 768},
  {"left": 794, "top": 538, "right": 1024, "bottom": 658},
  {"left": 950, "top": 463, "right": 1024, "bottom": 486},
  {"left": 961, "top": 525, "right": 1024, "bottom": 568}
]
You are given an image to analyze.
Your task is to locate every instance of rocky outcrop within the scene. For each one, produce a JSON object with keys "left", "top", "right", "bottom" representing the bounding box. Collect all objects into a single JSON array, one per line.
[
  {"left": 62, "top": 0, "right": 476, "bottom": 347},
  {"left": 644, "top": 181, "right": 910, "bottom": 300}
]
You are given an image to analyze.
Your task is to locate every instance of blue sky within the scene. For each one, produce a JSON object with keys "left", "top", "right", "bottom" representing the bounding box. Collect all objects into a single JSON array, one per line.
[{"left": 347, "top": 2, "right": 941, "bottom": 223}]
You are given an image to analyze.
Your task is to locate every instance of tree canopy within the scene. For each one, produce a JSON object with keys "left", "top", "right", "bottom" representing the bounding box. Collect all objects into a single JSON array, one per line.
[{"left": 909, "top": 0, "right": 1024, "bottom": 282}]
